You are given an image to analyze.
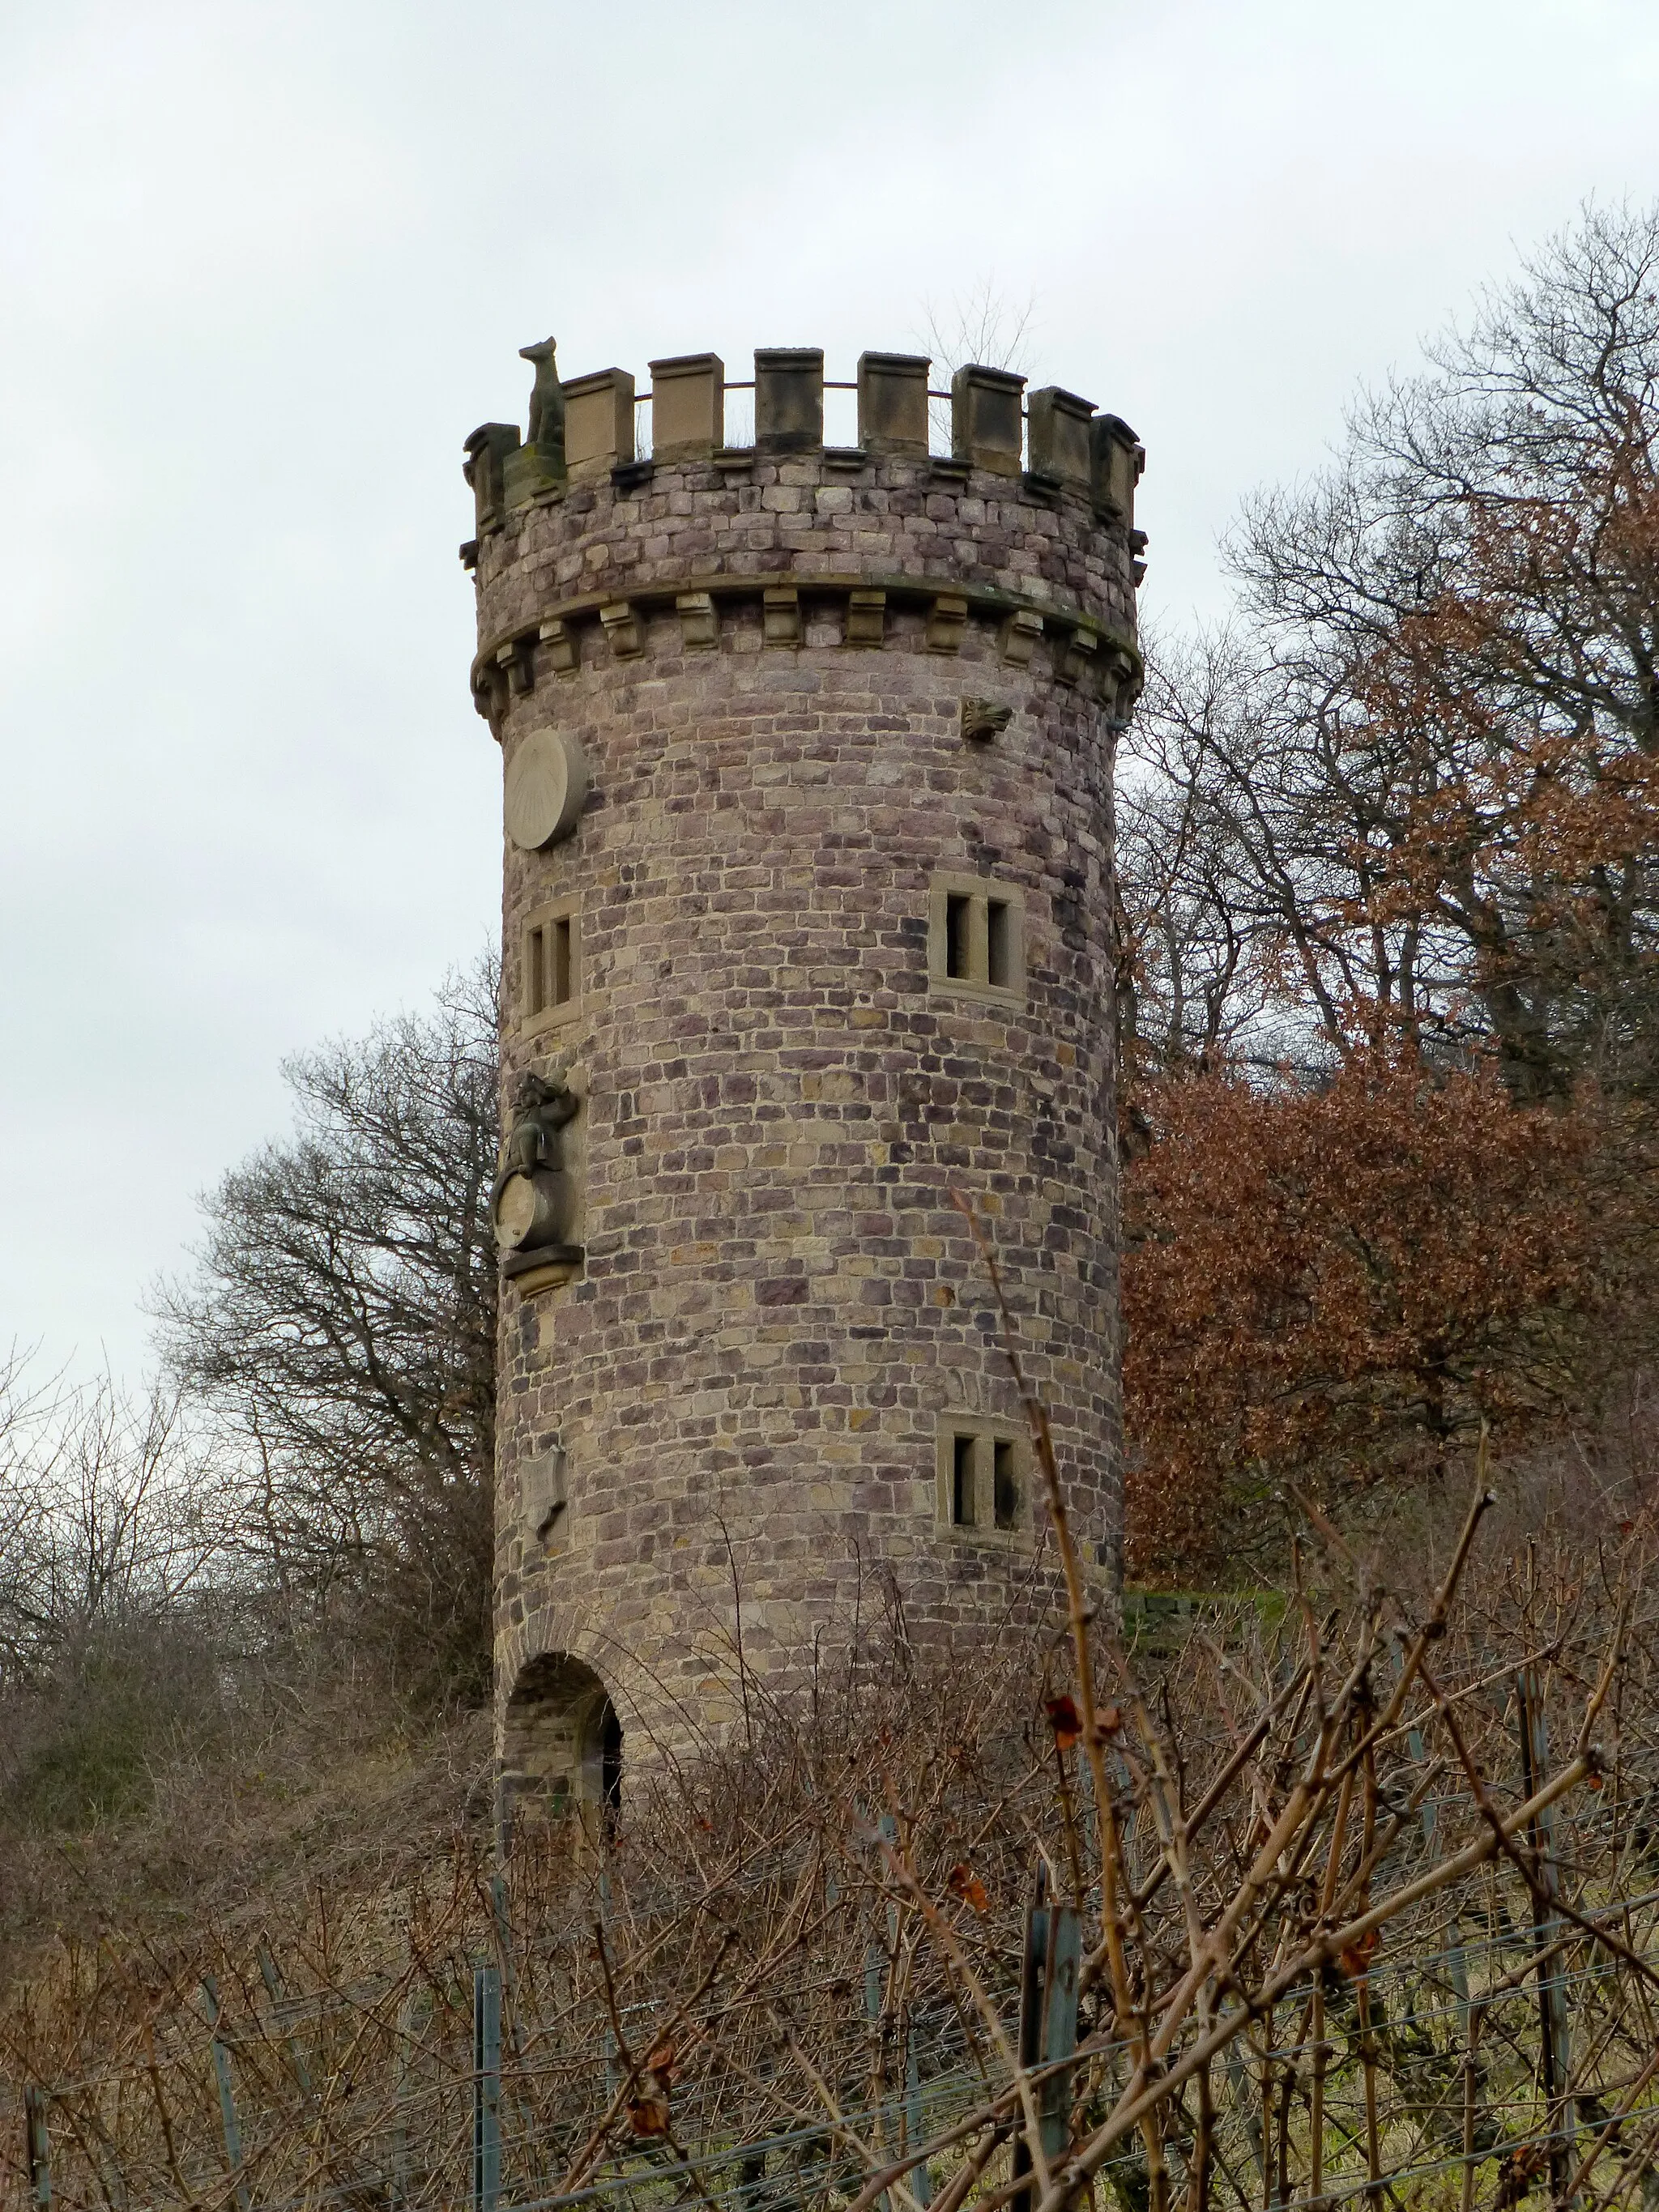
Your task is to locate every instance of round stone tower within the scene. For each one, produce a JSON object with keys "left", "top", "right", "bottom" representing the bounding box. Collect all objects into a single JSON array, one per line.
[{"left": 461, "top": 342, "right": 1144, "bottom": 1824}]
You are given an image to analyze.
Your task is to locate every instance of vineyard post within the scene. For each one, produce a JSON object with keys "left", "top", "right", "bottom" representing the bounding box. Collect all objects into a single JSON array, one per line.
[
  {"left": 393, "top": 1977, "right": 426, "bottom": 2206},
  {"left": 1519, "top": 1669, "right": 1576, "bottom": 2208},
  {"left": 23, "top": 2086, "right": 51, "bottom": 2210},
  {"left": 199, "top": 1978, "right": 251, "bottom": 2212},
  {"left": 868, "top": 1813, "right": 900, "bottom": 2212},
  {"left": 473, "top": 1962, "right": 502, "bottom": 2212},
  {"left": 1011, "top": 1869, "right": 1082, "bottom": 2212},
  {"left": 256, "top": 1937, "right": 316, "bottom": 2098}
]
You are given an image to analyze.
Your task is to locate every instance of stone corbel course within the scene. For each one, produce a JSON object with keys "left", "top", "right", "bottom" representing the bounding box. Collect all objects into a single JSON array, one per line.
[{"left": 470, "top": 573, "right": 1140, "bottom": 731}]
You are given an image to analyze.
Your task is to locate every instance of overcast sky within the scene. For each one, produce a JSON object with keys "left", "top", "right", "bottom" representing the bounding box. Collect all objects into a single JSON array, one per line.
[{"left": 3, "top": 0, "right": 1656, "bottom": 1383}]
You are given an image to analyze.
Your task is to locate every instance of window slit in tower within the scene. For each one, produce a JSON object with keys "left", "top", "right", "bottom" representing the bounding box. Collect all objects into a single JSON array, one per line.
[
  {"left": 952, "top": 1433, "right": 976, "bottom": 1527},
  {"left": 993, "top": 1439, "right": 1018, "bottom": 1530},
  {"left": 986, "top": 898, "right": 1012, "bottom": 988},
  {"left": 945, "top": 893, "right": 973, "bottom": 981},
  {"left": 527, "top": 925, "right": 545, "bottom": 1016},
  {"left": 524, "top": 910, "right": 578, "bottom": 1024}
]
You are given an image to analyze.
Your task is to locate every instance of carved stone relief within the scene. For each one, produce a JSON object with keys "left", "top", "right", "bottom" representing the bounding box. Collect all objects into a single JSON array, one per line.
[{"left": 493, "top": 1074, "right": 582, "bottom": 1273}]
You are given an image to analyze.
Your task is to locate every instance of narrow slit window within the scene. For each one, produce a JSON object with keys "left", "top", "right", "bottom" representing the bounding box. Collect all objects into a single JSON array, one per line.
[
  {"left": 523, "top": 905, "right": 580, "bottom": 1029},
  {"left": 930, "top": 876, "right": 1024, "bottom": 999},
  {"left": 993, "top": 1439, "right": 1018, "bottom": 1530},
  {"left": 938, "top": 1417, "right": 1028, "bottom": 1540},
  {"left": 945, "top": 894, "right": 972, "bottom": 982},
  {"left": 952, "top": 1434, "right": 975, "bottom": 1527},
  {"left": 986, "top": 898, "right": 1012, "bottom": 988}
]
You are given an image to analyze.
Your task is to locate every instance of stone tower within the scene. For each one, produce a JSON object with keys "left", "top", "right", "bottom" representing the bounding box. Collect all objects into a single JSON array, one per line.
[{"left": 462, "top": 343, "right": 1144, "bottom": 1825}]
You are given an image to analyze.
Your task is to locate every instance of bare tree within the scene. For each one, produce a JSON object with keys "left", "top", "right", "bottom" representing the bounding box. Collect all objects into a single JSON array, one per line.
[
  {"left": 151, "top": 956, "right": 501, "bottom": 1702},
  {"left": 1117, "top": 632, "right": 1308, "bottom": 1077},
  {"left": 919, "top": 276, "right": 1039, "bottom": 377},
  {"left": 917, "top": 280, "right": 1041, "bottom": 453},
  {"left": 1124, "top": 623, "right": 1478, "bottom": 1074},
  {"left": 1192, "top": 201, "right": 1659, "bottom": 1098},
  {"left": 0, "top": 1355, "right": 226, "bottom": 1690}
]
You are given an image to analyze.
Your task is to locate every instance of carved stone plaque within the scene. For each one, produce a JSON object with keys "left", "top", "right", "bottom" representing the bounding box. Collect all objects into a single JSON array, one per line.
[{"left": 504, "top": 727, "right": 587, "bottom": 850}]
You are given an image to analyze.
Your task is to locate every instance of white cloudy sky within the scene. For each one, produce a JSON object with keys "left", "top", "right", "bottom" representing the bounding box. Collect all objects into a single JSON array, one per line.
[{"left": 2, "top": 0, "right": 1656, "bottom": 1381}]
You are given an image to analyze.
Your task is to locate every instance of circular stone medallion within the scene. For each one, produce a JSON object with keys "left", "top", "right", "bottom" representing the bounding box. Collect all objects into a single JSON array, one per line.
[{"left": 504, "top": 727, "right": 588, "bottom": 850}]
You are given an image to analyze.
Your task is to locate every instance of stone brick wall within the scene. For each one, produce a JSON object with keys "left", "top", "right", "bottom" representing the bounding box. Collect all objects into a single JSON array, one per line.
[{"left": 466, "top": 354, "right": 1141, "bottom": 1804}]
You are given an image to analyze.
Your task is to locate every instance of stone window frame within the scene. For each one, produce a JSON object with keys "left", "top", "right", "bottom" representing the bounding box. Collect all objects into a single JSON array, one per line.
[
  {"left": 935, "top": 1413, "right": 1033, "bottom": 1548},
  {"left": 521, "top": 896, "right": 582, "bottom": 1038},
  {"left": 927, "top": 872, "right": 1026, "bottom": 1007}
]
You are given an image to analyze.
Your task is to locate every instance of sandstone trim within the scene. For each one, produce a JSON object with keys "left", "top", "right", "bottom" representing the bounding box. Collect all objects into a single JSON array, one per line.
[{"left": 471, "top": 571, "right": 1141, "bottom": 726}]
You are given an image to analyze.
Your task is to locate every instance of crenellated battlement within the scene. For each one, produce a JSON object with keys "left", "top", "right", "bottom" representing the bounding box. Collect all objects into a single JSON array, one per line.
[{"left": 463, "top": 341, "right": 1145, "bottom": 539}]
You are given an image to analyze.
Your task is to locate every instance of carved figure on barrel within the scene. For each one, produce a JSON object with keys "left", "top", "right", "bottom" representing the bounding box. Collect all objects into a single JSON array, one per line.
[{"left": 493, "top": 1073, "right": 581, "bottom": 1260}]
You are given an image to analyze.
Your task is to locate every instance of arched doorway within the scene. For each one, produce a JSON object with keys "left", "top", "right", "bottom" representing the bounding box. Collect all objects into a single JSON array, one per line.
[{"left": 498, "top": 1652, "right": 621, "bottom": 1846}]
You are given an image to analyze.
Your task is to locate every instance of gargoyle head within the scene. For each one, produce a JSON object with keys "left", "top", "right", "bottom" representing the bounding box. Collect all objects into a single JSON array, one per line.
[{"left": 961, "top": 698, "right": 1014, "bottom": 744}]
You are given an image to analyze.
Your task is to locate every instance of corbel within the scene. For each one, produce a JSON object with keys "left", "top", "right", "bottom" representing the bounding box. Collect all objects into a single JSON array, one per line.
[
  {"left": 845, "top": 588, "right": 885, "bottom": 647},
  {"left": 1057, "top": 624, "right": 1099, "bottom": 690},
  {"left": 1000, "top": 607, "right": 1044, "bottom": 667},
  {"left": 926, "top": 592, "right": 968, "bottom": 654},
  {"left": 676, "top": 591, "right": 718, "bottom": 650},
  {"left": 599, "top": 601, "right": 643, "bottom": 658},
  {"left": 539, "top": 616, "right": 579, "bottom": 676},
  {"left": 498, "top": 639, "right": 534, "bottom": 696},
  {"left": 763, "top": 586, "right": 801, "bottom": 646}
]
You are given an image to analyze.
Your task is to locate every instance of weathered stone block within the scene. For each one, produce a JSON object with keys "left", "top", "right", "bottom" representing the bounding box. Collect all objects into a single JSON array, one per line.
[
  {"left": 463, "top": 421, "right": 520, "bottom": 533},
  {"left": 1091, "top": 413, "right": 1145, "bottom": 524},
  {"left": 762, "top": 586, "right": 801, "bottom": 646},
  {"left": 676, "top": 591, "right": 718, "bottom": 650},
  {"left": 650, "top": 353, "right": 724, "bottom": 462},
  {"left": 755, "top": 349, "right": 824, "bottom": 454},
  {"left": 538, "top": 616, "right": 578, "bottom": 676},
  {"left": 1057, "top": 623, "right": 1099, "bottom": 688},
  {"left": 565, "top": 369, "right": 637, "bottom": 482},
  {"left": 857, "top": 352, "right": 929, "bottom": 457},
  {"left": 1027, "top": 386, "right": 1095, "bottom": 492},
  {"left": 599, "top": 601, "right": 642, "bottom": 658},
  {"left": 926, "top": 591, "right": 968, "bottom": 653},
  {"left": 1000, "top": 607, "right": 1044, "bottom": 665},
  {"left": 951, "top": 364, "right": 1025, "bottom": 478}
]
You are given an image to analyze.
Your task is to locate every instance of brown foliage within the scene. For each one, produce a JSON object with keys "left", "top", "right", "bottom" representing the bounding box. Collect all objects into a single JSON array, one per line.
[{"left": 1120, "top": 1052, "right": 1650, "bottom": 1579}]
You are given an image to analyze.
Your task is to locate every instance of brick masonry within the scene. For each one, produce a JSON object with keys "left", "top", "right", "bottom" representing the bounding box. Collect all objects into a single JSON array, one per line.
[{"left": 466, "top": 360, "right": 1141, "bottom": 1806}]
